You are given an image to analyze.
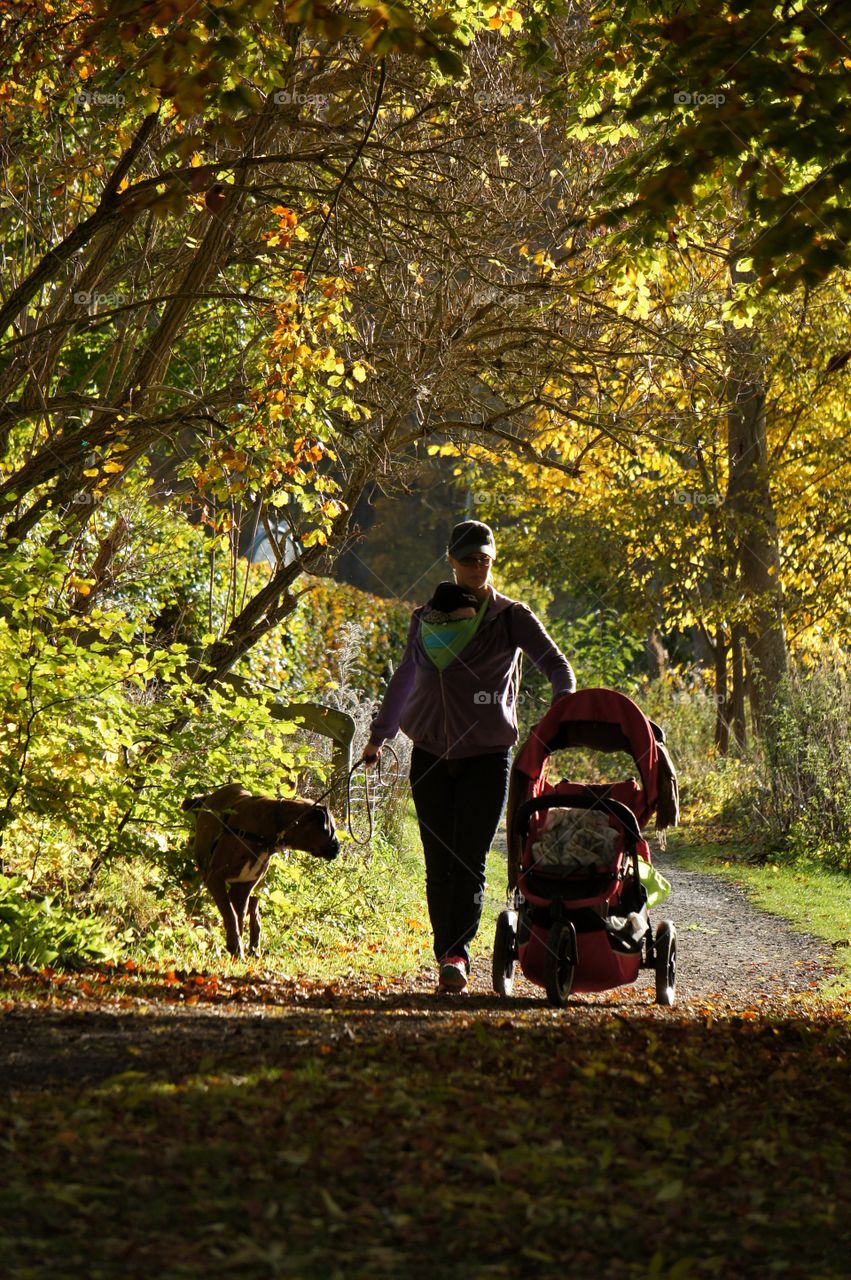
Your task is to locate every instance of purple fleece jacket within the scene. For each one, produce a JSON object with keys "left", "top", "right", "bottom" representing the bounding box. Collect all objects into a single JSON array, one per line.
[{"left": 369, "top": 587, "right": 576, "bottom": 760}]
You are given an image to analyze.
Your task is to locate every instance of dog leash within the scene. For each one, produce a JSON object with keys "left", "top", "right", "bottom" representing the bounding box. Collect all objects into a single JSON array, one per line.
[
  {"left": 345, "top": 743, "right": 400, "bottom": 846},
  {"left": 288, "top": 743, "right": 400, "bottom": 845}
]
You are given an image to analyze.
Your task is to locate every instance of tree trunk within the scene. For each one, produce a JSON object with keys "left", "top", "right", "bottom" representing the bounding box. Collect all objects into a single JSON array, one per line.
[
  {"left": 713, "top": 629, "right": 730, "bottom": 755},
  {"left": 724, "top": 252, "right": 789, "bottom": 733},
  {"left": 645, "top": 629, "right": 667, "bottom": 680},
  {"left": 731, "top": 623, "right": 747, "bottom": 752}
]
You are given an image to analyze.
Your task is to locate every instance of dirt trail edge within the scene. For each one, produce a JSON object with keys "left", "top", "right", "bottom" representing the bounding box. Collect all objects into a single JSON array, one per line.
[{"left": 1, "top": 849, "right": 849, "bottom": 1280}]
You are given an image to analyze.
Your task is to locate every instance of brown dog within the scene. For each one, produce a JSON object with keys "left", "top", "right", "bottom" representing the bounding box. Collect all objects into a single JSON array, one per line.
[{"left": 183, "top": 783, "right": 339, "bottom": 960}]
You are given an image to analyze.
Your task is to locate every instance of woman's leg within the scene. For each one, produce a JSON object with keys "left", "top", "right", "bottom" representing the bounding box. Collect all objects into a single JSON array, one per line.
[
  {"left": 442, "top": 749, "right": 512, "bottom": 970},
  {"left": 410, "top": 747, "right": 512, "bottom": 971},
  {"left": 409, "top": 746, "right": 457, "bottom": 961}
]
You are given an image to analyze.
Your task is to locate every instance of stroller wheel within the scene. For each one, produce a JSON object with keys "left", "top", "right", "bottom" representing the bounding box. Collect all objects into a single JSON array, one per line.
[
  {"left": 655, "top": 920, "right": 677, "bottom": 1006},
  {"left": 544, "top": 921, "right": 576, "bottom": 1008},
  {"left": 492, "top": 909, "right": 517, "bottom": 996}
]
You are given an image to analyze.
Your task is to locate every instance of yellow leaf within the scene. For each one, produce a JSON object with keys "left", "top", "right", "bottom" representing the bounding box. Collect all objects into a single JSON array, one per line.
[{"left": 320, "top": 1188, "right": 346, "bottom": 1219}]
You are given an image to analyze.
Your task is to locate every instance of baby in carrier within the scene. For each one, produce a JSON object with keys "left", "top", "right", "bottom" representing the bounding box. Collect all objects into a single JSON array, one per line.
[
  {"left": 421, "top": 581, "right": 479, "bottom": 623},
  {"left": 419, "top": 581, "right": 485, "bottom": 671}
]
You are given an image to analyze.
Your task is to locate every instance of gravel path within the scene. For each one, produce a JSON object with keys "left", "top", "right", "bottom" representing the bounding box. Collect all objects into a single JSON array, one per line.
[{"left": 648, "top": 851, "right": 833, "bottom": 1000}]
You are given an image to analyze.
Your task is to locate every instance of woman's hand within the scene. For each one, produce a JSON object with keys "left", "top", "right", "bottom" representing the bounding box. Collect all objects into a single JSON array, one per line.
[{"left": 361, "top": 742, "right": 382, "bottom": 769}]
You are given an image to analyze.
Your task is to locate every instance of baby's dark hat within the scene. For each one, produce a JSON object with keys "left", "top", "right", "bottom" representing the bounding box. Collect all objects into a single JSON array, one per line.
[{"left": 429, "top": 581, "right": 479, "bottom": 612}]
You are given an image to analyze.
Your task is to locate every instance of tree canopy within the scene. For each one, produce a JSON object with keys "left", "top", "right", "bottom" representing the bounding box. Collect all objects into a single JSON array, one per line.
[
  {"left": 2, "top": 0, "right": 851, "bottom": 875},
  {"left": 564, "top": 0, "right": 851, "bottom": 290}
]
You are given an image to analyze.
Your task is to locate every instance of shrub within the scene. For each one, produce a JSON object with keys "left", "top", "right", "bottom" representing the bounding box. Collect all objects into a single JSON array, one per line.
[
  {"left": 0, "top": 874, "right": 122, "bottom": 969},
  {"left": 635, "top": 674, "right": 755, "bottom": 825},
  {"left": 751, "top": 661, "right": 851, "bottom": 869}
]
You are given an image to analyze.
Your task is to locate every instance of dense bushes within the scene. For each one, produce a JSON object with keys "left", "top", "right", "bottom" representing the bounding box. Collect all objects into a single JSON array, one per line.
[
  {"left": 753, "top": 661, "right": 851, "bottom": 870},
  {"left": 637, "top": 659, "right": 851, "bottom": 871},
  {"left": 0, "top": 520, "right": 417, "bottom": 970}
]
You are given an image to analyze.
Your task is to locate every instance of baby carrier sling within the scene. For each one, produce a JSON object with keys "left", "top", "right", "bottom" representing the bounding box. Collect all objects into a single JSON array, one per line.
[{"left": 420, "top": 598, "right": 525, "bottom": 710}]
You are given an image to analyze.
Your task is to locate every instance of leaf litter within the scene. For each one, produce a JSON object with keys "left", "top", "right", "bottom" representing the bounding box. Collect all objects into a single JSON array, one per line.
[{"left": 1, "top": 853, "right": 849, "bottom": 1279}]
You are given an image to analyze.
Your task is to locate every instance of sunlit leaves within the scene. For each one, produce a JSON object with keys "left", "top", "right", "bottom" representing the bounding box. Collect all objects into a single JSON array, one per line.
[
  {"left": 58, "top": 0, "right": 468, "bottom": 125},
  {"left": 567, "top": 0, "right": 851, "bottom": 290}
]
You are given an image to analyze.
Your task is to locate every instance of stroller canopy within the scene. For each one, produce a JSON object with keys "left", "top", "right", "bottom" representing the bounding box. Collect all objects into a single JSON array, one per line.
[{"left": 513, "top": 688, "right": 662, "bottom": 825}]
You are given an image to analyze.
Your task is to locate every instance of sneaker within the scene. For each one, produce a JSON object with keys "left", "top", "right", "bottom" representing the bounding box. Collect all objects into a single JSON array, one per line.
[{"left": 438, "top": 956, "right": 468, "bottom": 993}]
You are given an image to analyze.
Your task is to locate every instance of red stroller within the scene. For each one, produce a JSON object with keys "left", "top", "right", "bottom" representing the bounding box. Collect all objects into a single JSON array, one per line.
[{"left": 493, "top": 688, "right": 679, "bottom": 1007}]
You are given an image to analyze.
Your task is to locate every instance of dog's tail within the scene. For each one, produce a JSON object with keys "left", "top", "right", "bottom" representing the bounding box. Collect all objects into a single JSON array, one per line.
[{"left": 182, "top": 794, "right": 206, "bottom": 813}]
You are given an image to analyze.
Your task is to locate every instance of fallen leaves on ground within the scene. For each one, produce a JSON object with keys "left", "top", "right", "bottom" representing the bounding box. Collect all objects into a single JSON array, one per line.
[{"left": 1, "top": 960, "right": 850, "bottom": 1279}]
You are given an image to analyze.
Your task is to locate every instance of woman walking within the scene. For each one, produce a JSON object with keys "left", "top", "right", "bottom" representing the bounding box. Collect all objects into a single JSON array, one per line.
[{"left": 362, "top": 520, "right": 575, "bottom": 993}]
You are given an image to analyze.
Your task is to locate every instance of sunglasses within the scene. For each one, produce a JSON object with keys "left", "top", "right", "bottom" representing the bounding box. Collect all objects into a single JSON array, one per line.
[{"left": 457, "top": 554, "right": 492, "bottom": 567}]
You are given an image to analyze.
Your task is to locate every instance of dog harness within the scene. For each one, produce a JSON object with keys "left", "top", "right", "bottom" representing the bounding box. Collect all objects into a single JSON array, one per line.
[
  {"left": 202, "top": 819, "right": 281, "bottom": 877},
  {"left": 209, "top": 822, "right": 284, "bottom": 885}
]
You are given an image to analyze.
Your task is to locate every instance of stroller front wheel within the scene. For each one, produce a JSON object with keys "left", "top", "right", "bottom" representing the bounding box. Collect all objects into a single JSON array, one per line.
[
  {"left": 492, "top": 909, "right": 517, "bottom": 996},
  {"left": 544, "top": 920, "right": 576, "bottom": 1008},
  {"left": 655, "top": 920, "right": 677, "bottom": 1006}
]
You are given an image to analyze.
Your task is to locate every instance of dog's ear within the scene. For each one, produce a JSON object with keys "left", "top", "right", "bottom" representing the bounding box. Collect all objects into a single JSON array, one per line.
[
  {"left": 299, "top": 804, "right": 334, "bottom": 836},
  {"left": 314, "top": 806, "right": 338, "bottom": 859},
  {"left": 316, "top": 805, "right": 335, "bottom": 836},
  {"left": 182, "top": 794, "right": 206, "bottom": 813}
]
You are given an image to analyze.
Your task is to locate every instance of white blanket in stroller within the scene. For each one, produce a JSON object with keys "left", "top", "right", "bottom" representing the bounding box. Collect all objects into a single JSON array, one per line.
[{"left": 531, "top": 808, "right": 620, "bottom": 872}]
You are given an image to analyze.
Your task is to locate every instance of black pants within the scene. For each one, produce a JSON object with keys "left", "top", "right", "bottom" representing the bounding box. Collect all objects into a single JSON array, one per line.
[{"left": 409, "top": 745, "right": 512, "bottom": 970}]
